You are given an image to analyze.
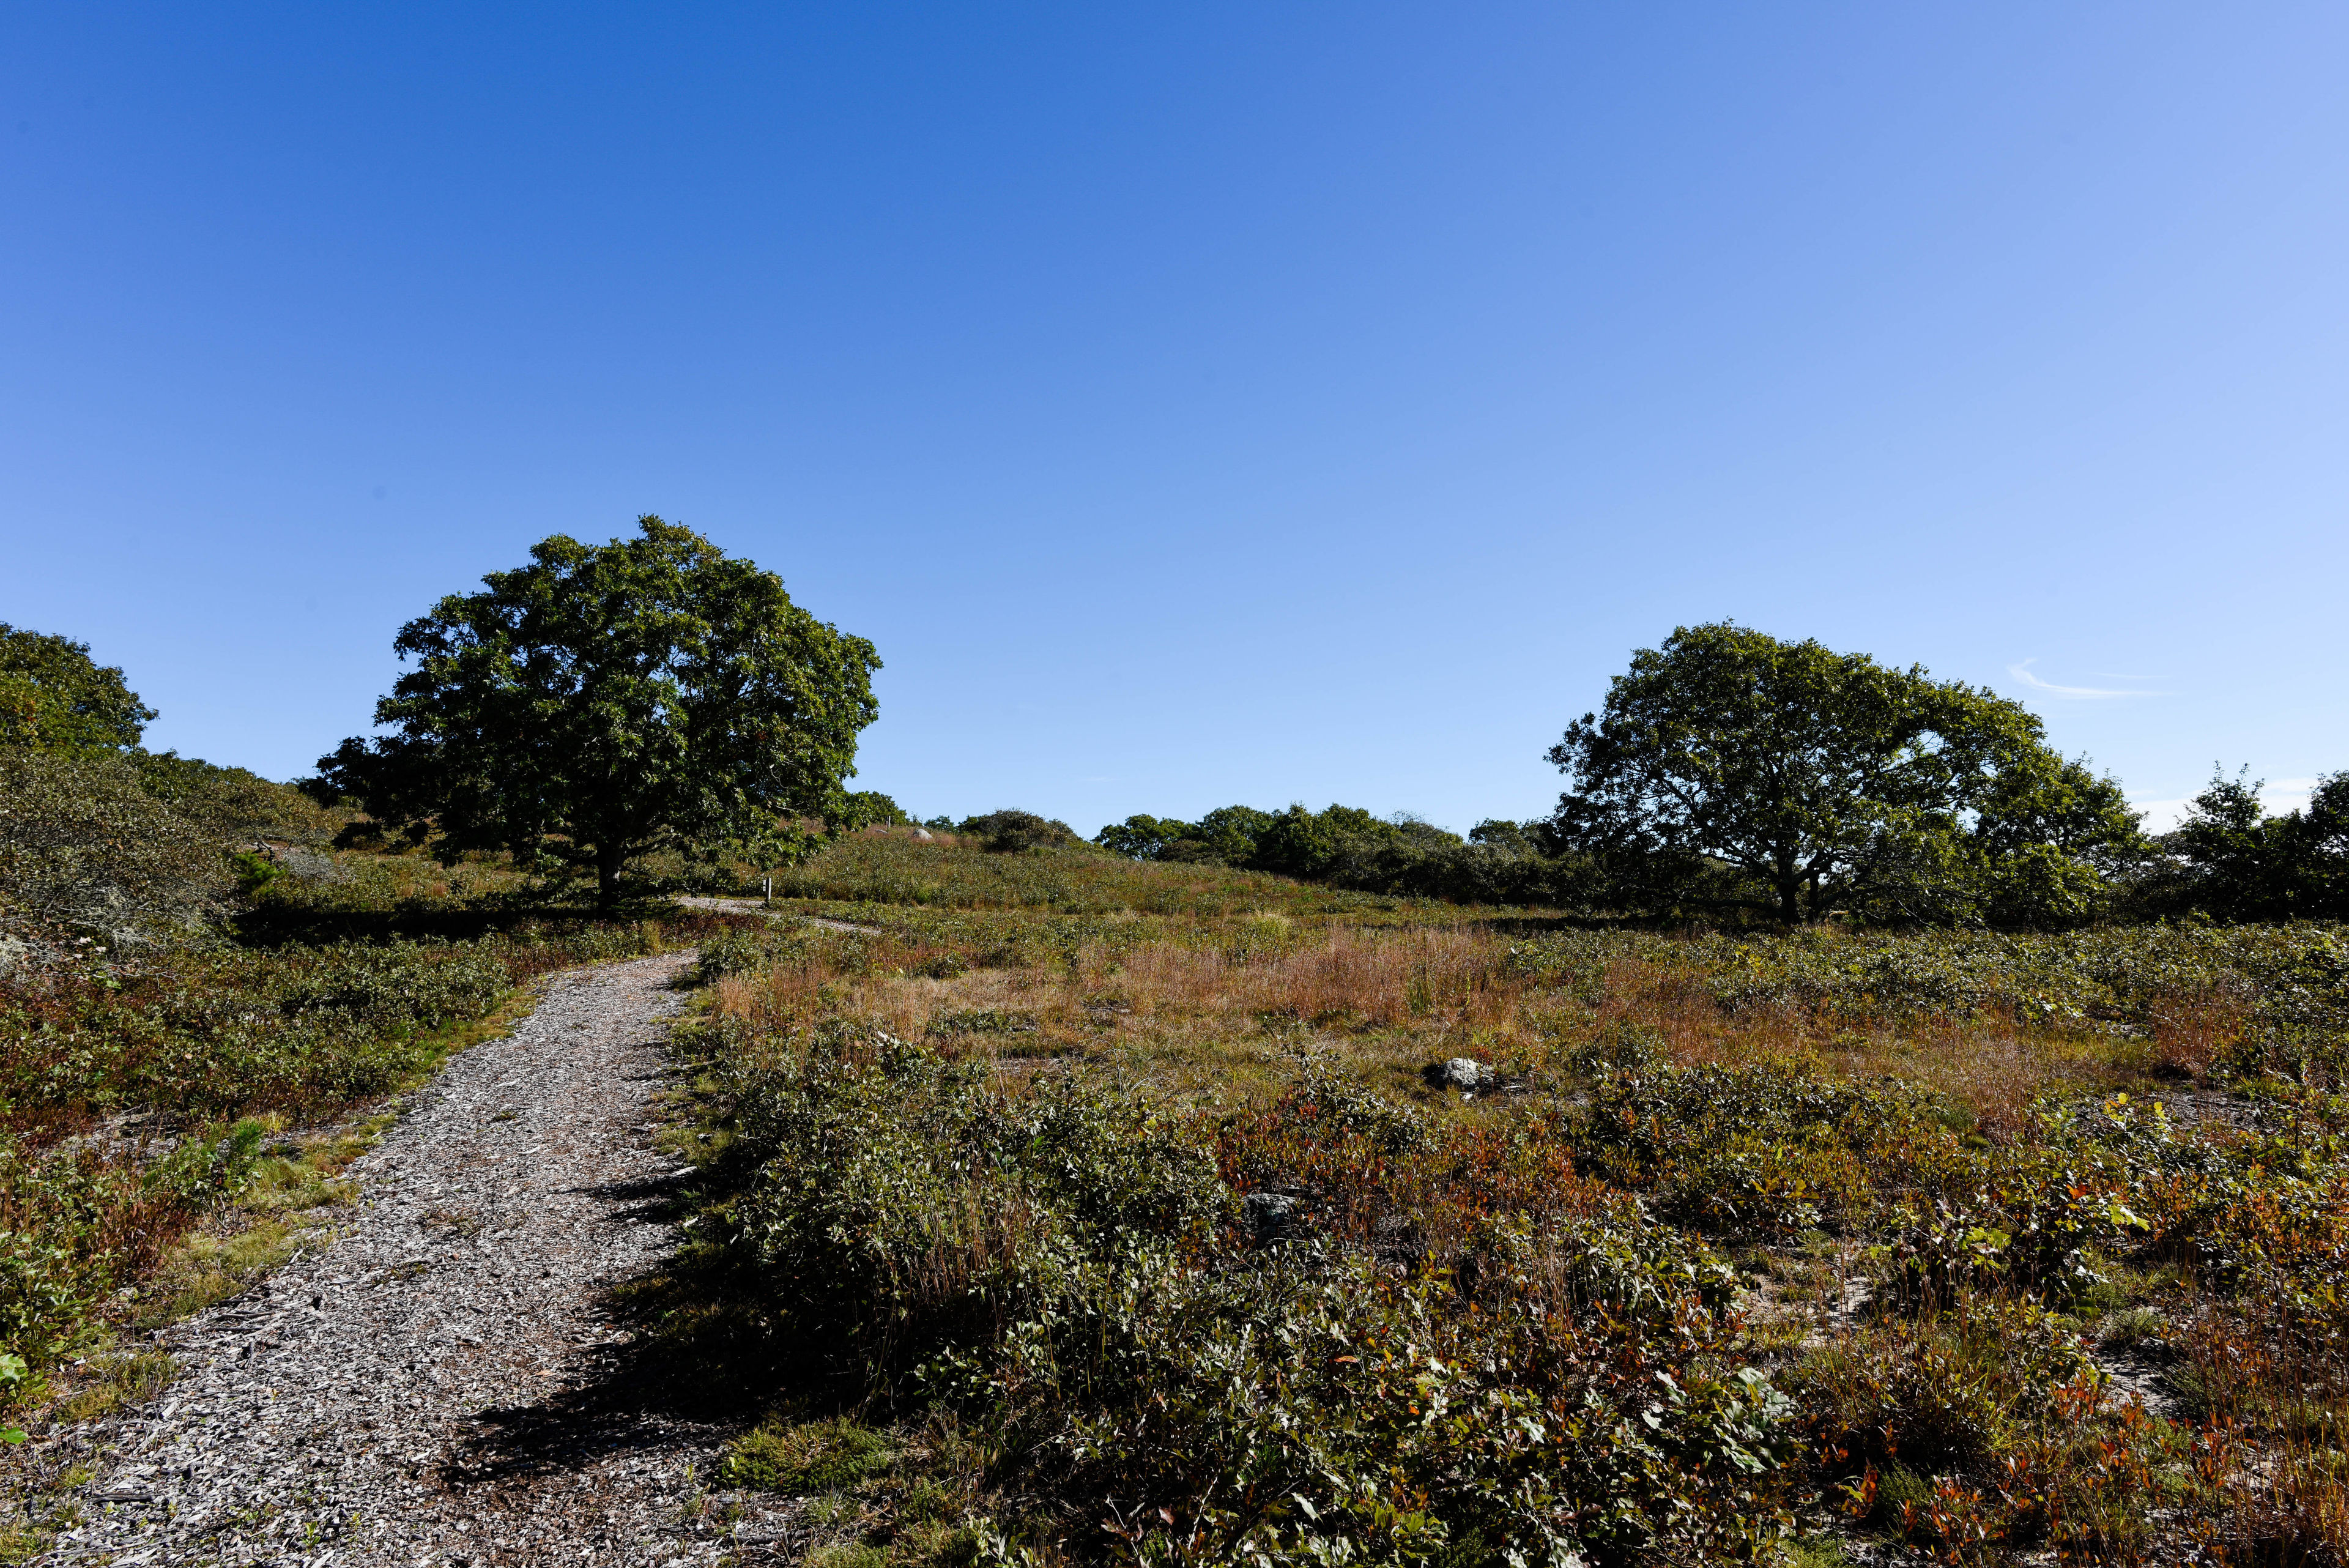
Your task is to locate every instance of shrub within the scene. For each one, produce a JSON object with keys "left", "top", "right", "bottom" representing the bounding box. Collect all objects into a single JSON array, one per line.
[
  {"left": 0, "top": 751, "right": 229, "bottom": 943},
  {"left": 133, "top": 751, "right": 336, "bottom": 842},
  {"left": 697, "top": 926, "right": 771, "bottom": 985},
  {"left": 958, "top": 811, "right": 1081, "bottom": 853},
  {"left": 1791, "top": 1293, "right": 2101, "bottom": 1473},
  {"left": 1570, "top": 1057, "right": 1967, "bottom": 1239},
  {"left": 0, "top": 1117, "right": 267, "bottom": 1375},
  {"left": 723, "top": 1035, "right": 1797, "bottom": 1564},
  {"left": 1094, "top": 803, "right": 1595, "bottom": 908}
]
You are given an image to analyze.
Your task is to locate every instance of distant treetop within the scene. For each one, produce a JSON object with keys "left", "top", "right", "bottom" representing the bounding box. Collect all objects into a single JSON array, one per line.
[
  {"left": 1546, "top": 621, "right": 2142, "bottom": 924},
  {"left": 319, "top": 516, "right": 881, "bottom": 908},
  {"left": 0, "top": 624, "right": 156, "bottom": 754}
]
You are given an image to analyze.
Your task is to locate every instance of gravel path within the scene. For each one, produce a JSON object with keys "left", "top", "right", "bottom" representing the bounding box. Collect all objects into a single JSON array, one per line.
[
  {"left": 45, "top": 952, "right": 797, "bottom": 1567},
  {"left": 673, "top": 896, "right": 877, "bottom": 934}
]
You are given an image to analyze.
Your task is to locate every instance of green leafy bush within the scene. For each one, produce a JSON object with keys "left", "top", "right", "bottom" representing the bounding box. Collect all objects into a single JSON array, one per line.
[
  {"left": 1570, "top": 1057, "right": 1967, "bottom": 1239},
  {"left": 1094, "top": 802, "right": 1592, "bottom": 908},
  {"left": 959, "top": 811, "right": 1082, "bottom": 853},
  {"left": 0, "top": 1117, "right": 266, "bottom": 1373},
  {"left": 1791, "top": 1293, "right": 2101, "bottom": 1472},
  {"left": 697, "top": 926, "right": 772, "bottom": 984},
  {"left": 733, "top": 1024, "right": 1225, "bottom": 1380},
  {"left": 723, "top": 1033, "right": 1797, "bottom": 1564}
]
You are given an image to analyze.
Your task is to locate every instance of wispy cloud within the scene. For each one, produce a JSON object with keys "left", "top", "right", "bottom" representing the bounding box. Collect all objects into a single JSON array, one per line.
[{"left": 2008, "top": 659, "right": 2164, "bottom": 700}]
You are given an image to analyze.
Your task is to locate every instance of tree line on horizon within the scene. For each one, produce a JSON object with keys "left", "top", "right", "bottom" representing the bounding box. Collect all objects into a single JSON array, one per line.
[
  {"left": 9, "top": 524, "right": 2342, "bottom": 932},
  {"left": 1090, "top": 623, "right": 2348, "bottom": 926}
]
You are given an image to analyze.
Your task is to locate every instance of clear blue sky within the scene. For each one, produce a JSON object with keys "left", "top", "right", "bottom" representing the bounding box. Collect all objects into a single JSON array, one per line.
[{"left": 5, "top": 4, "right": 2344, "bottom": 834}]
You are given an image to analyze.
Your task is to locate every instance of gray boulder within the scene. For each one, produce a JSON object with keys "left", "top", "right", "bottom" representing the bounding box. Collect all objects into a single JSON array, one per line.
[{"left": 1424, "top": 1057, "right": 1499, "bottom": 1093}]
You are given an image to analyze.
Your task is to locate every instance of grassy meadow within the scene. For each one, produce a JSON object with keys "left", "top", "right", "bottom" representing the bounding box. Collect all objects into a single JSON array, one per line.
[
  {"left": 648, "top": 830, "right": 2349, "bottom": 1566},
  {"left": 760, "top": 823, "right": 1424, "bottom": 920}
]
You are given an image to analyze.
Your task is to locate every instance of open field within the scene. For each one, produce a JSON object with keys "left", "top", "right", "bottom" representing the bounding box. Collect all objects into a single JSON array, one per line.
[
  {"left": 645, "top": 833, "right": 2349, "bottom": 1565},
  {"left": 9, "top": 815, "right": 2348, "bottom": 1566}
]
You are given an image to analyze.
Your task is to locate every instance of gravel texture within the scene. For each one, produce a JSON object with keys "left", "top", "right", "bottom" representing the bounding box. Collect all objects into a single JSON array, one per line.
[
  {"left": 44, "top": 951, "right": 799, "bottom": 1567},
  {"left": 674, "top": 897, "right": 876, "bottom": 934}
]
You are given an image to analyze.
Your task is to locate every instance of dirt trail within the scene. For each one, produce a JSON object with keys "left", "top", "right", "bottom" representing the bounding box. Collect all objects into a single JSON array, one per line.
[
  {"left": 45, "top": 952, "right": 796, "bottom": 1567},
  {"left": 673, "top": 896, "right": 878, "bottom": 934}
]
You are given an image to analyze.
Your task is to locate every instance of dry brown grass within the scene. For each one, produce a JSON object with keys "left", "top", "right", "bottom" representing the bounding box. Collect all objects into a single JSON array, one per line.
[
  {"left": 1091, "top": 926, "right": 1514, "bottom": 1028},
  {"left": 705, "top": 919, "right": 2212, "bottom": 1135}
]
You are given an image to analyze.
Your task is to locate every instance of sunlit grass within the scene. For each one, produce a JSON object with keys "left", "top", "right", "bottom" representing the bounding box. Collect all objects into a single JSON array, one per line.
[{"left": 684, "top": 905, "right": 2349, "bottom": 1564}]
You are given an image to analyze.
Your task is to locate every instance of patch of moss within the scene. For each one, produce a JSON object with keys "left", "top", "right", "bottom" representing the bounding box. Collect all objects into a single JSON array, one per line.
[{"left": 722, "top": 1415, "right": 892, "bottom": 1493}]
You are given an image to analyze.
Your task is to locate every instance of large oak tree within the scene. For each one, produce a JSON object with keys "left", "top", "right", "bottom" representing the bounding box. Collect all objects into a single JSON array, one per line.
[
  {"left": 1547, "top": 623, "right": 2140, "bottom": 924},
  {"left": 319, "top": 517, "right": 879, "bottom": 908}
]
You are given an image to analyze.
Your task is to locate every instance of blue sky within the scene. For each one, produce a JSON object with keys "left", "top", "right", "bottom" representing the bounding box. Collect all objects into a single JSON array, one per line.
[{"left": 4, "top": 4, "right": 2343, "bottom": 834}]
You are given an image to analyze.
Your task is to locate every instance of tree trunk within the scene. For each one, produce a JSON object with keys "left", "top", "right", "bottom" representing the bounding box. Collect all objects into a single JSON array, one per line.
[
  {"left": 594, "top": 845, "right": 626, "bottom": 912},
  {"left": 1778, "top": 875, "right": 1803, "bottom": 923}
]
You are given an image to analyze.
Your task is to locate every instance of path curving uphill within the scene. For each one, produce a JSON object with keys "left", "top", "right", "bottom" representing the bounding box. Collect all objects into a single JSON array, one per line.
[
  {"left": 673, "top": 895, "right": 878, "bottom": 934},
  {"left": 45, "top": 951, "right": 795, "bottom": 1566}
]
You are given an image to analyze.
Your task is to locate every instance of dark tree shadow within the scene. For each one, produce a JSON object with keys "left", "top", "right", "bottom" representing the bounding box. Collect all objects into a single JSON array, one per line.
[
  {"left": 440, "top": 1166, "right": 842, "bottom": 1487},
  {"left": 231, "top": 896, "right": 749, "bottom": 949}
]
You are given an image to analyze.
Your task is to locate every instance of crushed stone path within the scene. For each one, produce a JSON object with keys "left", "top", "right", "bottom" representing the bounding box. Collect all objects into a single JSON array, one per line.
[
  {"left": 674, "top": 896, "right": 878, "bottom": 934},
  {"left": 45, "top": 951, "right": 800, "bottom": 1567}
]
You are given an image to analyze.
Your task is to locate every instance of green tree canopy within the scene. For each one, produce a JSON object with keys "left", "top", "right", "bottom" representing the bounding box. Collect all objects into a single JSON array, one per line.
[
  {"left": 958, "top": 809, "right": 1080, "bottom": 852},
  {"left": 0, "top": 625, "right": 155, "bottom": 754},
  {"left": 2162, "top": 767, "right": 2349, "bottom": 920},
  {"left": 1546, "top": 623, "right": 2140, "bottom": 924},
  {"left": 319, "top": 517, "right": 880, "bottom": 907},
  {"left": 2304, "top": 773, "right": 2349, "bottom": 916},
  {"left": 1094, "top": 813, "right": 1192, "bottom": 860}
]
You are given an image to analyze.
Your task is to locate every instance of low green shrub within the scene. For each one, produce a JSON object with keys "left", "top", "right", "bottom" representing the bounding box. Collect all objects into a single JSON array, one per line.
[
  {"left": 0, "top": 1117, "right": 267, "bottom": 1375},
  {"left": 722, "top": 1414, "right": 892, "bottom": 1492},
  {"left": 697, "top": 926, "right": 771, "bottom": 984},
  {"left": 1791, "top": 1292, "right": 2101, "bottom": 1473},
  {"left": 959, "top": 811, "right": 1081, "bottom": 854},
  {"left": 722, "top": 1033, "right": 1797, "bottom": 1565},
  {"left": 0, "top": 751, "right": 229, "bottom": 942},
  {"left": 733, "top": 1024, "right": 1225, "bottom": 1381},
  {"left": 1571, "top": 1058, "right": 1968, "bottom": 1239}
]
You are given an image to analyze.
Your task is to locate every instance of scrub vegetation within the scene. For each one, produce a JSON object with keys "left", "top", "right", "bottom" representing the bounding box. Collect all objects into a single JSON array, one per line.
[
  {"left": 0, "top": 625, "right": 739, "bottom": 1468},
  {"left": 658, "top": 829, "right": 2349, "bottom": 1566},
  {"left": 10, "top": 589, "right": 2349, "bottom": 1565}
]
